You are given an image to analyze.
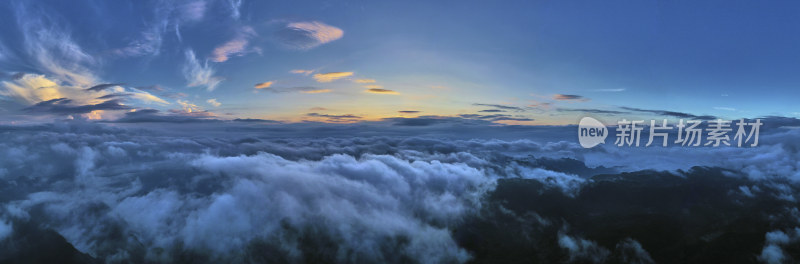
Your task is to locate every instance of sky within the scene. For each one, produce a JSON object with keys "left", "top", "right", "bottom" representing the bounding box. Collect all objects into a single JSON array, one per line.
[
  {"left": 1, "top": 0, "right": 799, "bottom": 125},
  {"left": 3, "top": 2, "right": 800, "bottom": 262}
]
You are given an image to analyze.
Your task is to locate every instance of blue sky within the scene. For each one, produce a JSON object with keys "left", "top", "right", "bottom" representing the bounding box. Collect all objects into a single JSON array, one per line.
[{"left": 0, "top": 0, "right": 798, "bottom": 125}]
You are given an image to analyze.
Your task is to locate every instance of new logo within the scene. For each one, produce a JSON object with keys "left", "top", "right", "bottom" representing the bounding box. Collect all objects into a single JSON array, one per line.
[{"left": 578, "top": 117, "right": 607, "bottom": 148}]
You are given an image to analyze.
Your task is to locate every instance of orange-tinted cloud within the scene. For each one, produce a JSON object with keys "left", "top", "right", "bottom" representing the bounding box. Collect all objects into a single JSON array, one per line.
[
  {"left": 300, "top": 89, "right": 331, "bottom": 94},
  {"left": 254, "top": 81, "right": 273, "bottom": 89},
  {"left": 290, "top": 69, "right": 314, "bottom": 75},
  {"left": 279, "top": 21, "right": 344, "bottom": 50},
  {"left": 85, "top": 110, "right": 104, "bottom": 120},
  {"left": 313, "top": 72, "right": 353, "bottom": 83},
  {"left": 210, "top": 26, "right": 258, "bottom": 62},
  {"left": 211, "top": 38, "right": 248, "bottom": 62}
]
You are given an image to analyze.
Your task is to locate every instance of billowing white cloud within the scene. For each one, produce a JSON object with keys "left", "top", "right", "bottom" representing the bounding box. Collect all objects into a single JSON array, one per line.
[
  {"left": 615, "top": 238, "right": 655, "bottom": 264},
  {"left": 0, "top": 219, "right": 11, "bottom": 241},
  {"left": 0, "top": 124, "right": 605, "bottom": 263},
  {"left": 759, "top": 229, "right": 800, "bottom": 264},
  {"left": 206, "top": 98, "right": 221, "bottom": 107},
  {"left": 174, "top": 99, "right": 212, "bottom": 117},
  {"left": 1, "top": 120, "right": 799, "bottom": 262},
  {"left": 558, "top": 232, "right": 610, "bottom": 263},
  {"left": 183, "top": 49, "right": 223, "bottom": 91}
]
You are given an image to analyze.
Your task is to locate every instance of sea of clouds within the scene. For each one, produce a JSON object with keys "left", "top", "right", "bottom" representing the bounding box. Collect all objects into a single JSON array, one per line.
[{"left": 0, "top": 120, "right": 798, "bottom": 263}]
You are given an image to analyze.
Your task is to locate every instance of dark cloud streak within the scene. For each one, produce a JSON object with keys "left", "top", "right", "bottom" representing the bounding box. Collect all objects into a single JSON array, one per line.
[{"left": 25, "top": 98, "right": 130, "bottom": 115}]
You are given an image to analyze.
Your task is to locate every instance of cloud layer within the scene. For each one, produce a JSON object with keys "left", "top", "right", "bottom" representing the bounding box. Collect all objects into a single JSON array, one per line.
[{"left": 0, "top": 120, "right": 799, "bottom": 263}]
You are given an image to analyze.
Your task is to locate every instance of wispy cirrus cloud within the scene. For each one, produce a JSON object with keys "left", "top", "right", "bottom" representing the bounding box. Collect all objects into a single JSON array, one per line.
[
  {"left": 275, "top": 21, "right": 343, "bottom": 50},
  {"left": 14, "top": 3, "right": 97, "bottom": 87},
  {"left": 355, "top": 79, "right": 376, "bottom": 84},
  {"left": 0, "top": 42, "right": 11, "bottom": 62},
  {"left": 206, "top": 98, "right": 221, "bottom": 107},
  {"left": 225, "top": 0, "right": 243, "bottom": 19},
  {"left": 182, "top": 49, "right": 223, "bottom": 91},
  {"left": 178, "top": 0, "right": 207, "bottom": 21},
  {"left": 115, "top": 0, "right": 207, "bottom": 57},
  {"left": 211, "top": 26, "right": 258, "bottom": 62},
  {"left": 123, "top": 88, "right": 169, "bottom": 105},
  {"left": 211, "top": 38, "right": 248, "bottom": 62},
  {"left": 114, "top": 21, "right": 167, "bottom": 57},
  {"left": 313, "top": 72, "right": 353, "bottom": 83}
]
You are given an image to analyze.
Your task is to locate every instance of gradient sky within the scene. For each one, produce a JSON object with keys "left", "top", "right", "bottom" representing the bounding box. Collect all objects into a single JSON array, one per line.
[{"left": 1, "top": 0, "right": 798, "bottom": 125}]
